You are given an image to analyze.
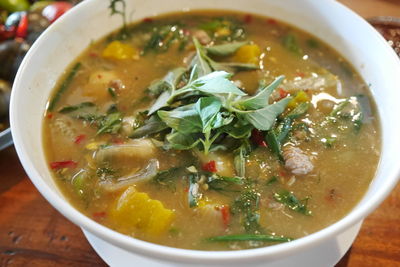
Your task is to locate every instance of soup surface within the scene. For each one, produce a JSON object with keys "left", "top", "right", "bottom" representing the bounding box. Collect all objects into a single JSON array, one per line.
[{"left": 43, "top": 10, "right": 380, "bottom": 251}]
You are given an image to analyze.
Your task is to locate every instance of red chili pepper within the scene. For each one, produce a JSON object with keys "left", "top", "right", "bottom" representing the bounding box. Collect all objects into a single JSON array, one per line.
[
  {"left": 296, "top": 72, "right": 305, "bottom": 78},
  {"left": 143, "top": 17, "right": 153, "bottom": 23},
  {"left": 251, "top": 129, "right": 267, "bottom": 147},
  {"left": 220, "top": 205, "right": 230, "bottom": 228},
  {"left": 74, "top": 134, "right": 86, "bottom": 145},
  {"left": 202, "top": 160, "right": 217, "bottom": 173},
  {"left": 0, "top": 25, "right": 15, "bottom": 41},
  {"left": 278, "top": 88, "right": 289, "bottom": 100},
  {"left": 243, "top": 14, "right": 253, "bottom": 24},
  {"left": 46, "top": 113, "right": 53, "bottom": 119},
  {"left": 15, "top": 13, "right": 28, "bottom": 39},
  {"left": 50, "top": 160, "right": 77, "bottom": 170},
  {"left": 92, "top": 211, "right": 107, "bottom": 221},
  {"left": 89, "top": 52, "right": 98, "bottom": 57},
  {"left": 266, "top": 18, "right": 277, "bottom": 25}
]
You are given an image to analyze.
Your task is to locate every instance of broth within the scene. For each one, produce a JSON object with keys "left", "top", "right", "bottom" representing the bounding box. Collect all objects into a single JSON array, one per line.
[{"left": 43, "top": 10, "right": 380, "bottom": 250}]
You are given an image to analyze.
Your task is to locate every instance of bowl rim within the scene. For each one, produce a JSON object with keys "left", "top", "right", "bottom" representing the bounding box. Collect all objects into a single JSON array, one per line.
[{"left": 10, "top": 0, "right": 400, "bottom": 264}]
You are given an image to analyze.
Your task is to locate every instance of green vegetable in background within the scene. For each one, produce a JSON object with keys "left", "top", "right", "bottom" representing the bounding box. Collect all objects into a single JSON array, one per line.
[{"left": 0, "top": 0, "right": 30, "bottom": 12}]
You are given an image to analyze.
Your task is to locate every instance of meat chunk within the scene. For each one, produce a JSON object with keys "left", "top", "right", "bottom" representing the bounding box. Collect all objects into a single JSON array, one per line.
[{"left": 283, "top": 146, "right": 313, "bottom": 175}]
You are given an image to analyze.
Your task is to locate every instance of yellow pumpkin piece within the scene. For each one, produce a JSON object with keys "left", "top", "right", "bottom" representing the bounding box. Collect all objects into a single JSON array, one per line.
[
  {"left": 215, "top": 27, "right": 231, "bottom": 37},
  {"left": 233, "top": 44, "right": 261, "bottom": 65},
  {"left": 287, "top": 90, "right": 310, "bottom": 109},
  {"left": 102, "top": 41, "right": 139, "bottom": 60},
  {"left": 110, "top": 187, "right": 174, "bottom": 236}
]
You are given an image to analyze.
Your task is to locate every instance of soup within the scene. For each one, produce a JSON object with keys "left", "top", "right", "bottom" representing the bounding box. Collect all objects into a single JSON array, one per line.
[{"left": 43, "top": 10, "right": 380, "bottom": 251}]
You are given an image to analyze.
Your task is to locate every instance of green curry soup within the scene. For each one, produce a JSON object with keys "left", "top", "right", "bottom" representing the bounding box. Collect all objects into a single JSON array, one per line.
[{"left": 43, "top": 10, "right": 380, "bottom": 251}]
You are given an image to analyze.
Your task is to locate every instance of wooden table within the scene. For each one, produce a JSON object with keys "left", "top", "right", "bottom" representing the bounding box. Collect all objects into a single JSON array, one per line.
[{"left": 1, "top": 1, "right": 399, "bottom": 266}]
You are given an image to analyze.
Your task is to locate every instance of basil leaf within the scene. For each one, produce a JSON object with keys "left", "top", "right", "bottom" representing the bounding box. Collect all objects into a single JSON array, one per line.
[
  {"left": 240, "top": 97, "right": 292, "bottom": 131},
  {"left": 192, "top": 71, "right": 246, "bottom": 96},
  {"left": 236, "top": 75, "right": 284, "bottom": 110},
  {"left": 205, "top": 41, "right": 248, "bottom": 56},
  {"left": 97, "top": 112, "right": 123, "bottom": 135},
  {"left": 129, "top": 115, "right": 168, "bottom": 138},
  {"left": 193, "top": 38, "right": 213, "bottom": 76},
  {"left": 233, "top": 139, "right": 252, "bottom": 177},
  {"left": 165, "top": 131, "right": 200, "bottom": 150},
  {"left": 158, "top": 105, "right": 202, "bottom": 134},
  {"left": 188, "top": 173, "right": 200, "bottom": 207},
  {"left": 274, "top": 190, "right": 312, "bottom": 216},
  {"left": 266, "top": 130, "right": 283, "bottom": 161},
  {"left": 287, "top": 102, "right": 309, "bottom": 119},
  {"left": 148, "top": 90, "right": 172, "bottom": 115},
  {"left": 222, "top": 119, "right": 252, "bottom": 139},
  {"left": 282, "top": 33, "right": 303, "bottom": 55},
  {"left": 195, "top": 97, "right": 222, "bottom": 132},
  {"left": 148, "top": 67, "right": 186, "bottom": 96},
  {"left": 58, "top": 102, "right": 95, "bottom": 114},
  {"left": 207, "top": 234, "right": 293, "bottom": 243}
]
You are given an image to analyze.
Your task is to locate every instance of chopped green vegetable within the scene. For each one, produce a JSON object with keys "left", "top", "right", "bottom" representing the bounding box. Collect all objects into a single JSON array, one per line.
[
  {"left": 274, "top": 190, "right": 312, "bottom": 215},
  {"left": 97, "top": 108, "right": 123, "bottom": 135},
  {"left": 231, "top": 189, "right": 262, "bottom": 232},
  {"left": 58, "top": 102, "right": 95, "bottom": 114},
  {"left": 108, "top": 87, "right": 117, "bottom": 99},
  {"left": 282, "top": 33, "right": 303, "bottom": 55},
  {"left": 266, "top": 176, "right": 278, "bottom": 185},
  {"left": 48, "top": 62, "right": 81, "bottom": 111},
  {"left": 207, "top": 174, "right": 243, "bottom": 192},
  {"left": 188, "top": 172, "right": 200, "bottom": 207},
  {"left": 266, "top": 130, "right": 283, "bottom": 161},
  {"left": 207, "top": 234, "right": 293, "bottom": 243}
]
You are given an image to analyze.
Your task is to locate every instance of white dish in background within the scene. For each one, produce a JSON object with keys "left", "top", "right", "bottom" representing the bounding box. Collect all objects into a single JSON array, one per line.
[{"left": 10, "top": 0, "right": 400, "bottom": 266}]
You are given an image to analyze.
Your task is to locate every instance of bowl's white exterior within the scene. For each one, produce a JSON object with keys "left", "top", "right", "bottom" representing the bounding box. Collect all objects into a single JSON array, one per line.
[{"left": 10, "top": 0, "right": 400, "bottom": 266}]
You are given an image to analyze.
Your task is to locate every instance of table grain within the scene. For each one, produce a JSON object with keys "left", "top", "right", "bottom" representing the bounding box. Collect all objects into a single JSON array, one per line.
[{"left": 1, "top": 1, "right": 400, "bottom": 266}]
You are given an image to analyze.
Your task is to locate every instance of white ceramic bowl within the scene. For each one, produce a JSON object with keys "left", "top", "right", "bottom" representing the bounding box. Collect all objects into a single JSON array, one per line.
[{"left": 10, "top": 0, "right": 400, "bottom": 266}]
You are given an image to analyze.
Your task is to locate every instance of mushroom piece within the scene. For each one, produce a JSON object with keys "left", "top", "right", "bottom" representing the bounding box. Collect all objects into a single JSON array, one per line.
[{"left": 282, "top": 146, "right": 313, "bottom": 175}]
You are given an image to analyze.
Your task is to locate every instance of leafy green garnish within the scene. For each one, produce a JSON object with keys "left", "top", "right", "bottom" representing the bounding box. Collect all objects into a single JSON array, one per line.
[
  {"left": 48, "top": 62, "right": 81, "bottom": 111},
  {"left": 108, "top": 0, "right": 129, "bottom": 40},
  {"left": 143, "top": 24, "right": 187, "bottom": 53},
  {"left": 129, "top": 114, "right": 168, "bottom": 139},
  {"left": 207, "top": 234, "right": 293, "bottom": 243},
  {"left": 96, "top": 107, "right": 123, "bottom": 135},
  {"left": 266, "top": 176, "right": 278, "bottom": 185},
  {"left": 273, "top": 190, "right": 312, "bottom": 215},
  {"left": 188, "top": 172, "right": 200, "bottom": 207},
  {"left": 207, "top": 174, "right": 243, "bottom": 192},
  {"left": 231, "top": 189, "right": 262, "bottom": 233},
  {"left": 233, "top": 139, "right": 252, "bottom": 177},
  {"left": 282, "top": 33, "right": 303, "bottom": 56},
  {"left": 266, "top": 130, "right": 283, "bottom": 161},
  {"left": 58, "top": 102, "right": 95, "bottom": 114},
  {"left": 205, "top": 41, "right": 248, "bottom": 56}
]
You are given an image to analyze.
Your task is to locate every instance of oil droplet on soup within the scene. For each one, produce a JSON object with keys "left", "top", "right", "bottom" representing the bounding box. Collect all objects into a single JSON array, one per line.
[{"left": 43, "top": 10, "right": 380, "bottom": 251}]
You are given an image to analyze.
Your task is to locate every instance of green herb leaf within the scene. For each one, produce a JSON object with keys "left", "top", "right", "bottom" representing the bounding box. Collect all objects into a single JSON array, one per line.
[
  {"left": 58, "top": 102, "right": 95, "bottom": 114},
  {"left": 97, "top": 111, "right": 123, "bottom": 135},
  {"left": 148, "top": 67, "right": 186, "bottom": 96},
  {"left": 191, "top": 71, "right": 246, "bottom": 96},
  {"left": 274, "top": 190, "right": 312, "bottom": 215},
  {"left": 195, "top": 97, "right": 222, "bottom": 132},
  {"left": 188, "top": 173, "right": 200, "bottom": 207},
  {"left": 287, "top": 102, "right": 309, "bottom": 119},
  {"left": 165, "top": 131, "right": 200, "bottom": 150},
  {"left": 205, "top": 41, "right": 248, "bottom": 56},
  {"left": 129, "top": 114, "right": 168, "bottom": 138},
  {"left": 231, "top": 189, "right": 262, "bottom": 232},
  {"left": 240, "top": 97, "right": 292, "bottom": 131},
  {"left": 266, "top": 130, "right": 283, "bottom": 161},
  {"left": 207, "top": 174, "right": 243, "bottom": 192},
  {"left": 48, "top": 62, "right": 81, "bottom": 111},
  {"left": 235, "top": 75, "right": 284, "bottom": 110},
  {"left": 207, "top": 234, "right": 293, "bottom": 243},
  {"left": 233, "top": 139, "right": 252, "bottom": 177},
  {"left": 282, "top": 33, "right": 303, "bottom": 55},
  {"left": 158, "top": 104, "right": 202, "bottom": 134}
]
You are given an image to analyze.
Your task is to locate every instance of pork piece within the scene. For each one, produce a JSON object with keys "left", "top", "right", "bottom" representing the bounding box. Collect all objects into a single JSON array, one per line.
[{"left": 282, "top": 146, "right": 313, "bottom": 175}]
